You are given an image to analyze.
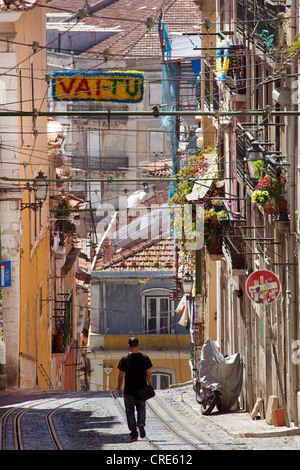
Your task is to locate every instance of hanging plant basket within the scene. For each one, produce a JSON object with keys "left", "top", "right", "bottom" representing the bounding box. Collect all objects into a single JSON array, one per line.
[
  {"left": 207, "top": 237, "right": 223, "bottom": 260},
  {"left": 212, "top": 199, "right": 223, "bottom": 212},
  {"left": 276, "top": 197, "right": 288, "bottom": 213},
  {"left": 219, "top": 219, "right": 230, "bottom": 227},
  {"left": 263, "top": 202, "right": 274, "bottom": 215}
]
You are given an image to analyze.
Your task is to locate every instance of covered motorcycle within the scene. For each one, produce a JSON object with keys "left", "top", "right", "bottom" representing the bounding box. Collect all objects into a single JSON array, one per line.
[{"left": 195, "top": 339, "right": 243, "bottom": 415}]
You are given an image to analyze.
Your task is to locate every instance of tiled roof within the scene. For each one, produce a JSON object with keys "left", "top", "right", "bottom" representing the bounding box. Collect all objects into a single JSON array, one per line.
[
  {"left": 0, "top": 0, "right": 38, "bottom": 11},
  {"left": 143, "top": 160, "right": 172, "bottom": 178},
  {"left": 96, "top": 236, "right": 175, "bottom": 272},
  {"left": 46, "top": 0, "right": 202, "bottom": 59}
]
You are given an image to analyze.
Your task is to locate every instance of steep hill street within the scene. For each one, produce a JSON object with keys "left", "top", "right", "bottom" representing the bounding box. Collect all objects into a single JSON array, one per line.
[{"left": 1, "top": 384, "right": 299, "bottom": 453}]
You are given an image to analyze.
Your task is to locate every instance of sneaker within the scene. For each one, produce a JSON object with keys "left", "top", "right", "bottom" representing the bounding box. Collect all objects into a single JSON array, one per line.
[
  {"left": 138, "top": 424, "right": 146, "bottom": 438},
  {"left": 130, "top": 437, "right": 138, "bottom": 442}
]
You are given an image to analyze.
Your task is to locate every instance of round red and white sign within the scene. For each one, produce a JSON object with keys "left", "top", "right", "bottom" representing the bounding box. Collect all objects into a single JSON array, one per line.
[{"left": 246, "top": 270, "right": 281, "bottom": 305}]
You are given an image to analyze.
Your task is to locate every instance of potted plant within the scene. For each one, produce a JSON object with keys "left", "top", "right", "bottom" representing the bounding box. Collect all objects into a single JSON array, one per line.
[
  {"left": 252, "top": 189, "right": 274, "bottom": 214},
  {"left": 204, "top": 222, "right": 223, "bottom": 256},
  {"left": 212, "top": 198, "right": 223, "bottom": 212},
  {"left": 205, "top": 208, "right": 218, "bottom": 226},
  {"left": 276, "top": 196, "right": 288, "bottom": 212},
  {"left": 254, "top": 174, "right": 286, "bottom": 200},
  {"left": 252, "top": 159, "right": 266, "bottom": 180},
  {"left": 217, "top": 209, "right": 230, "bottom": 227}
]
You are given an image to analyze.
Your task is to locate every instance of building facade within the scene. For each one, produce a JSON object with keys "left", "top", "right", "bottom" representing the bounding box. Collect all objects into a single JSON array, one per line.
[
  {"left": 90, "top": 235, "right": 191, "bottom": 392},
  {"left": 191, "top": 0, "right": 300, "bottom": 424},
  {"left": 0, "top": 0, "right": 52, "bottom": 389}
]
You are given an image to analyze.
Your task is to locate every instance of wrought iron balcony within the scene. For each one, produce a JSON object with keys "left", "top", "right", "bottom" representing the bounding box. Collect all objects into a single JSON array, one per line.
[
  {"left": 236, "top": 132, "right": 257, "bottom": 190},
  {"left": 52, "top": 293, "right": 73, "bottom": 354},
  {"left": 237, "top": 0, "right": 289, "bottom": 51}
]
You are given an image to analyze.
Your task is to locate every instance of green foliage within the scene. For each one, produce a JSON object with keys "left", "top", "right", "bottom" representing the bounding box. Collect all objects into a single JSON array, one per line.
[
  {"left": 169, "top": 147, "right": 217, "bottom": 270},
  {"left": 216, "top": 210, "right": 228, "bottom": 220},
  {"left": 285, "top": 34, "right": 300, "bottom": 60},
  {"left": 252, "top": 160, "right": 266, "bottom": 180}
]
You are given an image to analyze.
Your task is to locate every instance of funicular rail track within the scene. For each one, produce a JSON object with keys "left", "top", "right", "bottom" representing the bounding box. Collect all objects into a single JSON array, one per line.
[
  {"left": 0, "top": 395, "right": 86, "bottom": 450},
  {"left": 148, "top": 394, "right": 222, "bottom": 450},
  {"left": 111, "top": 391, "right": 221, "bottom": 450},
  {"left": 1, "top": 391, "right": 223, "bottom": 450}
]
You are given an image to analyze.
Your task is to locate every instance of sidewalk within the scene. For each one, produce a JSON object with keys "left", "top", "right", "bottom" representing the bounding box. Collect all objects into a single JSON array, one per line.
[{"left": 180, "top": 388, "right": 300, "bottom": 439}]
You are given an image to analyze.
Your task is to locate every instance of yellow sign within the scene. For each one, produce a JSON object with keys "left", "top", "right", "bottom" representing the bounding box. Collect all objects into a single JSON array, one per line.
[{"left": 51, "top": 70, "right": 144, "bottom": 103}]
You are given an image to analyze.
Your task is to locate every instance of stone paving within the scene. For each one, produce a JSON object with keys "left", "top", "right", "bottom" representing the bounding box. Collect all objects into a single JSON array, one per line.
[
  {"left": 1, "top": 384, "right": 300, "bottom": 450},
  {"left": 159, "top": 384, "right": 300, "bottom": 450}
]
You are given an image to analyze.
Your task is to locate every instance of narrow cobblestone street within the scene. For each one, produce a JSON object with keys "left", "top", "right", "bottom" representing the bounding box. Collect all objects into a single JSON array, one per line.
[{"left": 1, "top": 384, "right": 299, "bottom": 457}]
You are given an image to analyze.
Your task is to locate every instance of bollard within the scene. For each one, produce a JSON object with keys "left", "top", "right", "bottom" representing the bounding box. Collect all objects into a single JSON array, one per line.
[{"left": 0, "top": 338, "right": 6, "bottom": 375}]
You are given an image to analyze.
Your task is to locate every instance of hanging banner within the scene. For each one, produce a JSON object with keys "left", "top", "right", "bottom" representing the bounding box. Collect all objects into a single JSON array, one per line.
[
  {"left": 246, "top": 269, "right": 281, "bottom": 305},
  {"left": 216, "top": 35, "right": 231, "bottom": 83},
  {"left": 51, "top": 70, "right": 144, "bottom": 103}
]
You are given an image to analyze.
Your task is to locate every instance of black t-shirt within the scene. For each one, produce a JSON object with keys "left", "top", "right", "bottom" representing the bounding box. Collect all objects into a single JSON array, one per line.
[{"left": 118, "top": 352, "right": 152, "bottom": 395}]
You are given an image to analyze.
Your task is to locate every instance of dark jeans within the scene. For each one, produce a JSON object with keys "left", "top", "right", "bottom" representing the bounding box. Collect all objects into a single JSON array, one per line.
[{"left": 124, "top": 393, "right": 146, "bottom": 438}]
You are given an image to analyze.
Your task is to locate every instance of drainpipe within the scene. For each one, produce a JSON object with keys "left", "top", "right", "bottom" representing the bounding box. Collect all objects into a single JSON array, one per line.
[{"left": 287, "top": 0, "right": 298, "bottom": 426}]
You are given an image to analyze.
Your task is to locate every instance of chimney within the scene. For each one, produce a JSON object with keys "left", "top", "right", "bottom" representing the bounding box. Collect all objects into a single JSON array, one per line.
[{"left": 102, "top": 240, "right": 113, "bottom": 264}]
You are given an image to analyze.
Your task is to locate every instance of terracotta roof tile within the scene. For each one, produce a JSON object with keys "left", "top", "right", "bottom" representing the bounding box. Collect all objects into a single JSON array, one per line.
[
  {"left": 0, "top": 0, "right": 38, "bottom": 11},
  {"left": 46, "top": 0, "right": 202, "bottom": 59},
  {"left": 96, "top": 236, "right": 175, "bottom": 272}
]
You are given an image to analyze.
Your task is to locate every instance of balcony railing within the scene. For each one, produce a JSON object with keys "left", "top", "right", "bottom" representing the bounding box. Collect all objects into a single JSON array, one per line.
[
  {"left": 52, "top": 292, "right": 73, "bottom": 354},
  {"left": 237, "top": 0, "right": 288, "bottom": 51},
  {"left": 236, "top": 132, "right": 256, "bottom": 189},
  {"left": 204, "top": 61, "right": 211, "bottom": 109},
  {"left": 236, "top": 132, "right": 288, "bottom": 208}
]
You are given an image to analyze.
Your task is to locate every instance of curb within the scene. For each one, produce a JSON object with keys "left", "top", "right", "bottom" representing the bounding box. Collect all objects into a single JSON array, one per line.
[{"left": 180, "top": 390, "right": 300, "bottom": 439}]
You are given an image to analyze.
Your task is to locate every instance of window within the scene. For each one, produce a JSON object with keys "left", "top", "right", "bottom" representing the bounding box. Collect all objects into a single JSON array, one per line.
[
  {"left": 151, "top": 367, "right": 176, "bottom": 390},
  {"left": 152, "top": 373, "right": 171, "bottom": 390},
  {"left": 146, "top": 296, "right": 170, "bottom": 334},
  {"left": 141, "top": 288, "right": 174, "bottom": 334},
  {"left": 149, "top": 82, "right": 162, "bottom": 106},
  {"left": 150, "top": 131, "right": 164, "bottom": 163}
]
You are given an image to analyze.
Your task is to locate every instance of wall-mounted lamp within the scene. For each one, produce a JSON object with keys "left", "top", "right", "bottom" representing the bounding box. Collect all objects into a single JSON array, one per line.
[
  {"left": 21, "top": 170, "right": 49, "bottom": 211},
  {"left": 181, "top": 272, "right": 194, "bottom": 298},
  {"left": 247, "top": 141, "right": 264, "bottom": 179}
]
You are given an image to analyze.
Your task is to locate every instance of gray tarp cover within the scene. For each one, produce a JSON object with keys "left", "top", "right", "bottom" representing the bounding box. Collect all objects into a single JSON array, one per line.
[{"left": 199, "top": 339, "right": 243, "bottom": 411}]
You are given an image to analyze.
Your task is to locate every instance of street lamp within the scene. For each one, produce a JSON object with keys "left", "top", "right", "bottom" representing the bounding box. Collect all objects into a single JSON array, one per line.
[
  {"left": 181, "top": 272, "right": 194, "bottom": 298},
  {"left": 247, "top": 141, "right": 264, "bottom": 179},
  {"left": 21, "top": 170, "right": 49, "bottom": 211}
]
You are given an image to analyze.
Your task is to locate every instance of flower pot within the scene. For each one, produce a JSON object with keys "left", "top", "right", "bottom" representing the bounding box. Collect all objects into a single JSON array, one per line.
[
  {"left": 277, "top": 198, "right": 288, "bottom": 212},
  {"left": 218, "top": 218, "right": 230, "bottom": 227},
  {"left": 272, "top": 408, "right": 285, "bottom": 427},
  {"left": 213, "top": 203, "right": 223, "bottom": 212},
  {"left": 208, "top": 217, "right": 219, "bottom": 227},
  {"left": 263, "top": 202, "right": 274, "bottom": 215},
  {"left": 207, "top": 237, "right": 222, "bottom": 254}
]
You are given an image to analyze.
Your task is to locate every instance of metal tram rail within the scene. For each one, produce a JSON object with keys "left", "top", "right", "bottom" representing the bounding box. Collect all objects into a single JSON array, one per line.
[
  {"left": 148, "top": 394, "right": 222, "bottom": 451},
  {"left": 111, "top": 391, "right": 221, "bottom": 451},
  {"left": 1, "top": 391, "right": 223, "bottom": 450},
  {"left": 0, "top": 395, "right": 86, "bottom": 450}
]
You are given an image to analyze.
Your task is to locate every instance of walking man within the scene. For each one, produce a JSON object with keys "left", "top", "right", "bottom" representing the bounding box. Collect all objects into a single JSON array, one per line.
[{"left": 117, "top": 337, "right": 153, "bottom": 442}]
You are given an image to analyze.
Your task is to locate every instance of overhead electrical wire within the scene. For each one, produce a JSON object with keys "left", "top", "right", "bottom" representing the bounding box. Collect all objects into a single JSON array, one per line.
[
  {"left": 0, "top": 0, "right": 295, "bottom": 94},
  {"left": 0, "top": 3, "right": 296, "bottom": 184}
]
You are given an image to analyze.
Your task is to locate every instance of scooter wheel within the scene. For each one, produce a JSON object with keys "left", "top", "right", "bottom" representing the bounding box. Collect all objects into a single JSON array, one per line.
[
  {"left": 201, "top": 393, "right": 219, "bottom": 415},
  {"left": 195, "top": 384, "right": 202, "bottom": 404}
]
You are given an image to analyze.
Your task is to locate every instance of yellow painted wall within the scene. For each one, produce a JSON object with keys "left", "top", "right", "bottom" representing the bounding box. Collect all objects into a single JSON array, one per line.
[
  {"left": 16, "top": 3, "right": 51, "bottom": 388},
  {"left": 104, "top": 356, "right": 191, "bottom": 393},
  {"left": 103, "top": 334, "right": 190, "bottom": 351},
  {"left": 92, "top": 334, "right": 191, "bottom": 392}
]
